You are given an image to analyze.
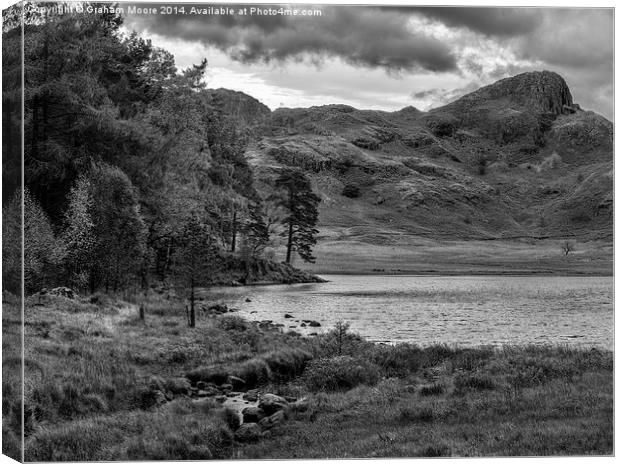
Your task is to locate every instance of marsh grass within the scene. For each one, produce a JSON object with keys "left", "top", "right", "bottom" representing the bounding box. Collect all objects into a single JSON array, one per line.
[{"left": 7, "top": 291, "right": 613, "bottom": 460}]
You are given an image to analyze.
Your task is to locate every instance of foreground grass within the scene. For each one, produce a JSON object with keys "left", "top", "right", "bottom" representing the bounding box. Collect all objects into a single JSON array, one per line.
[{"left": 3, "top": 290, "right": 613, "bottom": 460}]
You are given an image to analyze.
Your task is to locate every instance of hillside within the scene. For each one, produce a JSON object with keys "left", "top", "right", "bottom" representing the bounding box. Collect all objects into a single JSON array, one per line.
[{"left": 221, "top": 71, "right": 612, "bottom": 274}]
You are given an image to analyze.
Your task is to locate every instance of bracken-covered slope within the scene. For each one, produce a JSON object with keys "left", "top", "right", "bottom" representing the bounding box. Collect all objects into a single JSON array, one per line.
[{"left": 220, "top": 71, "right": 613, "bottom": 273}]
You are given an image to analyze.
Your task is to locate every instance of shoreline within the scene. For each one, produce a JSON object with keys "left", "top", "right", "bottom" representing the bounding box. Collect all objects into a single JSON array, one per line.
[{"left": 301, "top": 269, "right": 614, "bottom": 278}]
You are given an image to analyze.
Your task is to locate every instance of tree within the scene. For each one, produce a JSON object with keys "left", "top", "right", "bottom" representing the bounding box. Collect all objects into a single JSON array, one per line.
[
  {"left": 60, "top": 164, "right": 146, "bottom": 293},
  {"left": 274, "top": 169, "right": 320, "bottom": 264},
  {"left": 173, "top": 214, "right": 219, "bottom": 327},
  {"left": 561, "top": 240, "right": 576, "bottom": 256},
  {"left": 61, "top": 177, "right": 96, "bottom": 291}
]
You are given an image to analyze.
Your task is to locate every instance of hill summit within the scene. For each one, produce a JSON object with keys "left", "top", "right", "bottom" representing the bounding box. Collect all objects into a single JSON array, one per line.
[{"left": 447, "top": 71, "right": 575, "bottom": 115}]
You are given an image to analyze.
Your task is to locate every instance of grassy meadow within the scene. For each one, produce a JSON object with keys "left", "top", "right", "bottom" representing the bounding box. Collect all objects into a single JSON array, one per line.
[{"left": 2, "top": 289, "right": 613, "bottom": 460}]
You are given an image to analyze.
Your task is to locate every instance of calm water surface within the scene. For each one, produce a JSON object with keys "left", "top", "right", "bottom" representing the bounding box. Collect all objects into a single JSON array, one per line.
[{"left": 204, "top": 275, "right": 613, "bottom": 350}]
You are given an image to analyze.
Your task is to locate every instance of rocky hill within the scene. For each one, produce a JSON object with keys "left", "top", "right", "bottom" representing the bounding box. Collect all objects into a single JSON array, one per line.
[
  {"left": 203, "top": 88, "right": 271, "bottom": 126},
  {"left": 214, "top": 71, "right": 613, "bottom": 273}
]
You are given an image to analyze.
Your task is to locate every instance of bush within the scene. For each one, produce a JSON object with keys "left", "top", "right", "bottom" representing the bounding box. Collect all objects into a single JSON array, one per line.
[
  {"left": 303, "top": 356, "right": 380, "bottom": 392},
  {"left": 218, "top": 315, "right": 249, "bottom": 331},
  {"left": 398, "top": 405, "right": 435, "bottom": 423},
  {"left": 418, "top": 383, "right": 445, "bottom": 396},
  {"left": 342, "top": 183, "right": 361, "bottom": 198},
  {"left": 234, "top": 358, "right": 273, "bottom": 388},
  {"left": 370, "top": 344, "right": 423, "bottom": 376},
  {"left": 261, "top": 348, "right": 312, "bottom": 381},
  {"left": 454, "top": 372, "right": 496, "bottom": 394}
]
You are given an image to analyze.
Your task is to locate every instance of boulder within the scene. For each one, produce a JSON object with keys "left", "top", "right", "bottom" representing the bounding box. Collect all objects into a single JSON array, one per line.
[
  {"left": 258, "top": 410, "right": 286, "bottom": 430},
  {"left": 308, "top": 321, "right": 321, "bottom": 327},
  {"left": 206, "top": 303, "right": 228, "bottom": 314},
  {"left": 242, "top": 406, "right": 266, "bottom": 423},
  {"left": 258, "top": 393, "right": 288, "bottom": 415},
  {"left": 243, "top": 390, "right": 259, "bottom": 402},
  {"left": 245, "top": 298, "right": 252, "bottom": 302},
  {"left": 221, "top": 383, "right": 233, "bottom": 391},
  {"left": 228, "top": 376, "right": 246, "bottom": 390},
  {"left": 235, "top": 423, "right": 262, "bottom": 442},
  {"left": 284, "top": 314, "right": 294, "bottom": 318},
  {"left": 165, "top": 377, "right": 191, "bottom": 395}
]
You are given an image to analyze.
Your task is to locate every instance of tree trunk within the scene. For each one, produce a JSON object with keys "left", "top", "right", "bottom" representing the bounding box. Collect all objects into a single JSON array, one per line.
[
  {"left": 231, "top": 208, "right": 237, "bottom": 252},
  {"left": 189, "top": 279, "right": 196, "bottom": 328},
  {"left": 285, "top": 222, "right": 293, "bottom": 264}
]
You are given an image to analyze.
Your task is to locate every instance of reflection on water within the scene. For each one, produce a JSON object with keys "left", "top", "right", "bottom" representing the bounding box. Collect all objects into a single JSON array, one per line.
[{"left": 202, "top": 275, "right": 614, "bottom": 350}]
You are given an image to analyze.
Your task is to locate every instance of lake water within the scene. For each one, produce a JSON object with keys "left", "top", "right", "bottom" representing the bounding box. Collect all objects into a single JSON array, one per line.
[{"left": 203, "top": 275, "right": 614, "bottom": 350}]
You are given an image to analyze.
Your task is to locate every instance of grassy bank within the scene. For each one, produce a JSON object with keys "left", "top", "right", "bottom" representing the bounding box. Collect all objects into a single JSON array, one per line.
[
  {"left": 296, "top": 236, "right": 613, "bottom": 276},
  {"left": 3, "top": 290, "right": 613, "bottom": 460}
]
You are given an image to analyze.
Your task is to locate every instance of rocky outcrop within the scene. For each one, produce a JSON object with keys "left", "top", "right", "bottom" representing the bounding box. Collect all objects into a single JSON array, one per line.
[
  {"left": 447, "top": 71, "right": 574, "bottom": 116},
  {"left": 203, "top": 88, "right": 271, "bottom": 126}
]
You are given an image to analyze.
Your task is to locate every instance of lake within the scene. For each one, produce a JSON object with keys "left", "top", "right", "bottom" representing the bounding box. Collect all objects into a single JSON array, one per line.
[{"left": 203, "top": 275, "right": 614, "bottom": 350}]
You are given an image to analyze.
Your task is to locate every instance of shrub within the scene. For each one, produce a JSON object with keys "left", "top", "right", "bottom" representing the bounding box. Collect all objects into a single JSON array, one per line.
[
  {"left": 303, "top": 356, "right": 380, "bottom": 392},
  {"left": 398, "top": 405, "right": 435, "bottom": 423},
  {"left": 342, "top": 183, "right": 361, "bottom": 198},
  {"left": 218, "top": 315, "right": 249, "bottom": 331},
  {"left": 233, "top": 358, "right": 272, "bottom": 388},
  {"left": 417, "top": 445, "right": 450, "bottom": 457},
  {"left": 186, "top": 366, "right": 229, "bottom": 385},
  {"left": 261, "top": 348, "right": 312, "bottom": 381},
  {"left": 454, "top": 372, "right": 496, "bottom": 394},
  {"left": 418, "top": 383, "right": 445, "bottom": 396},
  {"left": 370, "top": 344, "right": 422, "bottom": 376}
]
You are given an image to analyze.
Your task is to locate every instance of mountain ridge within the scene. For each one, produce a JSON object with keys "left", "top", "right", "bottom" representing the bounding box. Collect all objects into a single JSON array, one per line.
[{"left": 208, "top": 71, "right": 612, "bottom": 273}]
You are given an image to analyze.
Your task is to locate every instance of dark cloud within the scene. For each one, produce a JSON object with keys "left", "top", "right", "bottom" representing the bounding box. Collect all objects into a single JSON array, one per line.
[
  {"left": 409, "top": 7, "right": 542, "bottom": 37},
  {"left": 123, "top": 4, "right": 458, "bottom": 72}
]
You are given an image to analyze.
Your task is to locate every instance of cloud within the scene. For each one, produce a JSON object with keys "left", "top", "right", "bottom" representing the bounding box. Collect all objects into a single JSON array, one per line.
[
  {"left": 517, "top": 9, "right": 612, "bottom": 69},
  {"left": 124, "top": 4, "right": 458, "bottom": 72},
  {"left": 411, "top": 82, "right": 480, "bottom": 109},
  {"left": 124, "top": 5, "right": 613, "bottom": 119},
  {"left": 410, "top": 7, "right": 543, "bottom": 37}
]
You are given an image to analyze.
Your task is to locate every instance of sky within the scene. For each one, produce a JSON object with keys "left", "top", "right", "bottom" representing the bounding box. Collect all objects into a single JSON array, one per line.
[{"left": 123, "top": 4, "right": 614, "bottom": 120}]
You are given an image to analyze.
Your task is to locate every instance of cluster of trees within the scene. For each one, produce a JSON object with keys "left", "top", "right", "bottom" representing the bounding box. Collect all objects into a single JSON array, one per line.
[{"left": 2, "top": 3, "right": 320, "bottom": 318}]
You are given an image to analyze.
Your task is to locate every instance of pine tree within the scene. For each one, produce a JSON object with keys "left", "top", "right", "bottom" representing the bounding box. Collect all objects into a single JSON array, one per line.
[{"left": 274, "top": 169, "right": 320, "bottom": 264}]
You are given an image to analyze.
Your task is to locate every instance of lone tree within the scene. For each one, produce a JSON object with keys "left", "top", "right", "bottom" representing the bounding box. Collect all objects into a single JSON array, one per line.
[
  {"left": 274, "top": 169, "right": 320, "bottom": 264},
  {"left": 174, "top": 214, "right": 218, "bottom": 327},
  {"left": 561, "top": 240, "right": 576, "bottom": 256}
]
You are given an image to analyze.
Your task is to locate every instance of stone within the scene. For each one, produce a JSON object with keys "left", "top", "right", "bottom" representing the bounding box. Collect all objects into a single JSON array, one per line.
[
  {"left": 165, "top": 377, "right": 191, "bottom": 395},
  {"left": 228, "top": 376, "right": 246, "bottom": 390},
  {"left": 235, "top": 423, "right": 262, "bottom": 442},
  {"left": 206, "top": 303, "right": 228, "bottom": 314},
  {"left": 242, "top": 406, "right": 266, "bottom": 423},
  {"left": 215, "top": 395, "right": 227, "bottom": 403},
  {"left": 204, "top": 387, "right": 220, "bottom": 396},
  {"left": 243, "top": 390, "right": 259, "bottom": 402},
  {"left": 245, "top": 298, "right": 252, "bottom": 302},
  {"left": 258, "top": 410, "right": 285, "bottom": 430},
  {"left": 284, "top": 314, "right": 293, "bottom": 318},
  {"left": 308, "top": 321, "right": 321, "bottom": 327},
  {"left": 221, "top": 383, "right": 233, "bottom": 391},
  {"left": 258, "top": 393, "right": 288, "bottom": 415}
]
